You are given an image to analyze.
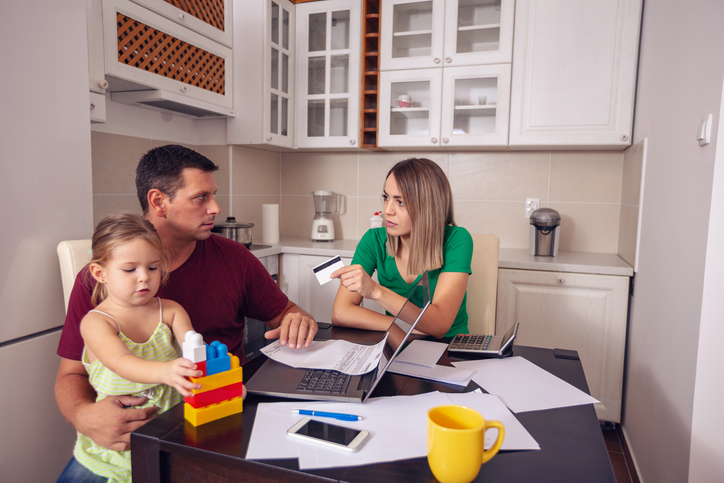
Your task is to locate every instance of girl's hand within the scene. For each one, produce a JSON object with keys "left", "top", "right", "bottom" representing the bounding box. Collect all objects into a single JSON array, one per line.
[
  {"left": 163, "top": 358, "right": 202, "bottom": 397},
  {"left": 331, "top": 264, "right": 379, "bottom": 300}
]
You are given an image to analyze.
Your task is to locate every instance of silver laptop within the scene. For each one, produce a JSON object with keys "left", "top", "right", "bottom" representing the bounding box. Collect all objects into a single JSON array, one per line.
[
  {"left": 246, "top": 272, "right": 432, "bottom": 403},
  {"left": 447, "top": 322, "right": 519, "bottom": 356}
]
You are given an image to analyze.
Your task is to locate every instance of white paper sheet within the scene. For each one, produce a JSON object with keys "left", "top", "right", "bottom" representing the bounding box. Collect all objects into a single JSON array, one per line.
[
  {"left": 452, "top": 356, "right": 600, "bottom": 413},
  {"left": 388, "top": 340, "right": 476, "bottom": 386},
  {"left": 246, "top": 391, "right": 540, "bottom": 470},
  {"left": 260, "top": 335, "right": 387, "bottom": 376}
]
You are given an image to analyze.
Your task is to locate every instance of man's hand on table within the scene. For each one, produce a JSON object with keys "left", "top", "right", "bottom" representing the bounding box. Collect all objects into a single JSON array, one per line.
[{"left": 264, "top": 302, "right": 318, "bottom": 350}]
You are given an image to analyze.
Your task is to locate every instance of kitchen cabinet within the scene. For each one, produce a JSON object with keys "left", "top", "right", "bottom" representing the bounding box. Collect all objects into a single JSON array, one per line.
[
  {"left": 496, "top": 268, "right": 629, "bottom": 423},
  {"left": 379, "top": 63, "right": 510, "bottom": 147},
  {"left": 227, "top": 0, "right": 295, "bottom": 148},
  {"left": 508, "top": 0, "right": 642, "bottom": 149},
  {"left": 243, "top": 253, "right": 280, "bottom": 361},
  {"left": 130, "top": 0, "right": 233, "bottom": 47},
  {"left": 295, "top": 0, "right": 362, "bottom": 149},
  {"left": 280, "top": 254, "right": 384, "bottom": 323},
  {"left": 101, "top": 0, "right": 233, "bottom": 116},
  {"left": 380, "top": 0, "right": 514, "bottom": 71}
]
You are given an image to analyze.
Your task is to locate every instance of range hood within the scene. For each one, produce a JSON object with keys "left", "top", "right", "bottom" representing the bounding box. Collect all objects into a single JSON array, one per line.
[{"left": 111, "top": 90, "right": 235, "bottom": 119}]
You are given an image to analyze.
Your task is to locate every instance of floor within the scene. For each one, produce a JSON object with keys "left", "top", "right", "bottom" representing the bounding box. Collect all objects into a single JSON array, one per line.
[{"left": 601, "top": 424, "right": 640, "bottom": 483}]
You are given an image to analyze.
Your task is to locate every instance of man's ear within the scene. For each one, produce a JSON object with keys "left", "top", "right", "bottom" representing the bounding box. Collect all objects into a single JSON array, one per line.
[
  {"left": 147, "top": 189, "right": 166, "bottom": 217},
  {"left": 89, "top": 263, "right": 106, "bottom": 284}
]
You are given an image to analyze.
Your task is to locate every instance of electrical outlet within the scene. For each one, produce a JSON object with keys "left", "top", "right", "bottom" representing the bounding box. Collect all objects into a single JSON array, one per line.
[{"left": 525, "top": 198, "right": 539, "bottom": 218}]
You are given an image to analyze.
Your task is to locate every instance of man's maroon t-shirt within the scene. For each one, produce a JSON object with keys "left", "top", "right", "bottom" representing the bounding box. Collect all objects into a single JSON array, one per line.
[{"left": 57, "top": 235, "right": 288, "bottom": 365}]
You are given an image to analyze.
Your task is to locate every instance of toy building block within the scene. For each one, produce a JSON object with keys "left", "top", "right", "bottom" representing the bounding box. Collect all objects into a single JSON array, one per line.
[
  {"left": 182, "top": 330, "right": 206, "bottom": 363},
  {"left": 189, "top": 364, "right": 242, "bottom": 394},
  {"left": 184, "top": 397, "right": 244, "bottom": 426},
  {"left": 205, "top": 341, "right": 231, "bottom": 376},
  {"left": 184, "top": 381, "right": 244, "bottom": 408}
]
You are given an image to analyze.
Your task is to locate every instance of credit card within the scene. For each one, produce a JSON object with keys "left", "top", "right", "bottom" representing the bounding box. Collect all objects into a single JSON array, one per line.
[{"left": 312, "top": 256, "right": 344, "bottom": 285}]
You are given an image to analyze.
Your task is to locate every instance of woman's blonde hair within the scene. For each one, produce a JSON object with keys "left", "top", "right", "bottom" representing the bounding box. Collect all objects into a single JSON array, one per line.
[
  {"left": 385, "top": 158, "right": 455, "bottom": 275},
  {"left": 89, "top": 213, "right": 170, "bottom": 306}
]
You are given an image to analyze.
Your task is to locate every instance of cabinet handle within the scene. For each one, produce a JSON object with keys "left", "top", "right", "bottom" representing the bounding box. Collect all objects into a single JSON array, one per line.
[
  {"left": 180, "top": 86, "right": 187, "bottom": 93},
  {"left": 90, "top": 103, "right": 96, "bottom": 111},
  {"left": 620, "top": 134, "right": 629, "bottom": 141},
  {"left": 445, "top": 57, "right": 452, "bottom": 63},
  {"left": 349, "top": 139, "right": 356, "bottom": 145},
  {"left": 557, "top": 277, "right": 565, "bottom": 284},
  {"left": 431, "top": 137, "right": 438, "bottom": 144},
  {"left": 179, "top": 13, "right": 186, "bottom": 20},
  {"left": 434, "top": 57, "right": 441, "bottom": 64},
  {"left": 98, "top": 80, "right": 108, "bottom": 90},
  {"left": 442, "top": 137, "right": 449, "bottom": 144},
  {"left": 267, "top": 136, "right": 273, "bottom": 142}
]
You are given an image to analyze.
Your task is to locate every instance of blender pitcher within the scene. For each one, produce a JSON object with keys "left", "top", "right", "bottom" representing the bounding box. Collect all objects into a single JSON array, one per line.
[{"left": 311, "top": 190, "right": 339, "bottom": 241}]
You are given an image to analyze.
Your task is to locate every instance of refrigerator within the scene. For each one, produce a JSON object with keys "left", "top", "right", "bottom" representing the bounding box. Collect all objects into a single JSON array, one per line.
[{"left": 0, "top": 0, "right": 94, "bottom": 480}]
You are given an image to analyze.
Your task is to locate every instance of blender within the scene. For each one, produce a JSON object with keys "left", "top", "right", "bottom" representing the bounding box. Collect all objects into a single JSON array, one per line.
[{"left": 311, "top": 190, "right": 339, "bottom": 241}]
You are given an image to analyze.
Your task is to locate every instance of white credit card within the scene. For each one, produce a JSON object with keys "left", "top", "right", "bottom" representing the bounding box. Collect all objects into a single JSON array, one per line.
[{"left": 312, "top": 256, "right": 344, "bottom": 285}]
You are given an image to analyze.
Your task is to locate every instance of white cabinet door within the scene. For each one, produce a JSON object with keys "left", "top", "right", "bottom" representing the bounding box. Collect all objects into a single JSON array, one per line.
[
  {"left": 379, "top": 68, "right": 443, "bottom": 147},
  {"left": 508, "top": 0, "right": 642, "bottom": 149},
  {"left": 103, "top": 0, "right": 233, "bottom": 110},
  {"left": 496, "top": 268, "right": 629, "bottom": 423},
  {"left": 380, "top": 0, "right": 446, "bottom": 71},
  {"left": 296, "top": 0, "right": 361, "bottom": 148},
  {"left": 442, "top": 0, "right": 515, "bottom": 67},
  {"left": 130, "top": 0, "right": 233, "bottom": 47},
  {"left": 228, "top": 0, "right": 295, "bottom": 147},
  {"left": 298, "top": 255, "right": 352, "bottom": 323},
  {"left": 440, "top": 64, "right": 510, "bottom": 146}
]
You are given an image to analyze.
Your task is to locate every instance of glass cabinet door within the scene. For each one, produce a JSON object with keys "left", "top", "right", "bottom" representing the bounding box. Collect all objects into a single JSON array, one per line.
[
  {"left": 378, "top": 69, "right": 443, "bottom": 147},
  {"left": 296, "top": 0, "right": 360, "bottom": 148},
  {"left": 381, "top": 0, "right": 445, "bottom": 71},
  {"left": 443, "top": 0, "right": 514, "bottom": 66},
  {"left": 440, "top": 64, "right": 510, "bottom": 146},
  {"left": 267, "top": 0, "right": 293, "bottom": 147}
]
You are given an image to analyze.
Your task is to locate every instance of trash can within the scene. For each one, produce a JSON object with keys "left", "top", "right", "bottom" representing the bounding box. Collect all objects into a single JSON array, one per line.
[{"left": 529, "top": 208, "right": 561, "bottom": 256}]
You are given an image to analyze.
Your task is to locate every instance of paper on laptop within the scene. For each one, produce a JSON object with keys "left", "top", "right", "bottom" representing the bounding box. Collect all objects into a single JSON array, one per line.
[
  {"left": 246, "top": 390, "right": 539, "bottom": 470},
  {"left": 260, "top": 335, "right": 388, "bottom": 376},
  {"left": 452, "top": 356, "right": 600, "bottom": 413},
  {"left": 388, "top": 340, "right": 476, "bottom": 386}
]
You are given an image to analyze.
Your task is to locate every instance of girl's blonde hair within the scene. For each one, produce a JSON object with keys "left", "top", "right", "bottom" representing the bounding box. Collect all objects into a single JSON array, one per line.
[
  {"left": 385, "top": 158, "right": 456, "bottom": 275},
  {"left": 89, "top": 213, "right": 170, "bottom": 306}
]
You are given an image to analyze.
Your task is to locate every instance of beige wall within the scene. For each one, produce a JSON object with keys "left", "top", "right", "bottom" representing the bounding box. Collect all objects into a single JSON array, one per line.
[{"left": 91, "top": 131, "right": 627, "bottom": 253}]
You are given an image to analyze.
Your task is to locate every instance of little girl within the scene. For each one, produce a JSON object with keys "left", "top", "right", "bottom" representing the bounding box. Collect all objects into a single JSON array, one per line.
[{"left": 73, "top": 213, "right": 202, "bottom": 482}]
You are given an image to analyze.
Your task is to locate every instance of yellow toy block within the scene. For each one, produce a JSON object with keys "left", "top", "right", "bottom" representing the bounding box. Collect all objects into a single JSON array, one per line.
[
  {"left": 184, "top": 396, "right": 243, "bottom": 426},
  {"left": 190, "top": 358, "right": 242, "bottom": 395}
]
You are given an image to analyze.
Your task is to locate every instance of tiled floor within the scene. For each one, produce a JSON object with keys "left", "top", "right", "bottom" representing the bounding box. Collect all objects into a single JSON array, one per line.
[{"left": 601, "top": 425, "right": 640, "bottom": 483}]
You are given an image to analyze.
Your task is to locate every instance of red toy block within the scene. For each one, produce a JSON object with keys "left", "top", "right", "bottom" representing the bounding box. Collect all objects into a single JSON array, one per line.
[{"left": 184, "top": 381, "right": 244, "bottom": 408}]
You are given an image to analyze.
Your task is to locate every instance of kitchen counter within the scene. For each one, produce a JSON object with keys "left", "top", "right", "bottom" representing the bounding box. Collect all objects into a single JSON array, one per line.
[{"left": 250, "top": 238, "right": 633, "bottom": 277}]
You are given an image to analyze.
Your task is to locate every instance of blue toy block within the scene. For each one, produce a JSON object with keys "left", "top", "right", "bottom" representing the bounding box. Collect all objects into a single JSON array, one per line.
[{"left": 205, "top": 340, "right": 231, "bottom": 376}]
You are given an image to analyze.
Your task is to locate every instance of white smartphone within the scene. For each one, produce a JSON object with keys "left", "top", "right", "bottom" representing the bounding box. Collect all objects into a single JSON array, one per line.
[{"left": 287, "top": 417, "right": 370, "bottom": 452}]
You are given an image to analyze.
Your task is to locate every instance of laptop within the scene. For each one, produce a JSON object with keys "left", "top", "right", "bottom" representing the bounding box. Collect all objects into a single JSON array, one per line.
[
  {"left": 447, "top": 322, "right": 519, "bottom": 357},
  {"left": 245, "top": 272, "right": 432, "bottom": 403}
]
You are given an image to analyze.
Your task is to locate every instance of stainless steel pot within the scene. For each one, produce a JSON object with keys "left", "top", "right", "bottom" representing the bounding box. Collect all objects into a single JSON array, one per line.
[{"left": 215, "top": 217, "right": 254, "bottom": 248}]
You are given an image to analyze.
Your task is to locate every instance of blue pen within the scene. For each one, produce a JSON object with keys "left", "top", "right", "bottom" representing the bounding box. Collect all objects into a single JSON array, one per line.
[{"left": 292, "top": 409, "right": 363, "bottom": 421}]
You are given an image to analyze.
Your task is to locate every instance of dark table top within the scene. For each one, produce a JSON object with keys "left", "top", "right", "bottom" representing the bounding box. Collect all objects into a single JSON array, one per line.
[{"left": 132, "top": 326, "right": 615, "bottom": 482}]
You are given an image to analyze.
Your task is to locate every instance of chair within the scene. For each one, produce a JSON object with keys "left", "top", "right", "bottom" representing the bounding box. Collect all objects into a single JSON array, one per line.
[
  {"left": 57, "top": 239, "right": 92, "bottom": 313},
  {"left": 466, "top": 234, "right": 500, "bottom": 335}
]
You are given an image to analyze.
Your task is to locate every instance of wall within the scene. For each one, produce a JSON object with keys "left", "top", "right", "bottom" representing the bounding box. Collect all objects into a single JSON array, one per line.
[
  {"left": 623, "top": 1, "right": 724, "bottom": 482},
  {"left": 91, "top": 132, "right": 626, "bottom": 254}
]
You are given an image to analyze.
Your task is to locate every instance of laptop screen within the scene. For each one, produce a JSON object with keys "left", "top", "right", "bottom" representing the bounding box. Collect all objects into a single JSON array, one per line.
[{"left": 363, "top": 271, "right": 432, "bottom": 402}]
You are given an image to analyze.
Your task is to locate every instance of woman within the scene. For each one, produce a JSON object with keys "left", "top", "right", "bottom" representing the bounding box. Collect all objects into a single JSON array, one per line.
[{"left": 331, "top": 158, "right": 472, "bottom": 339}]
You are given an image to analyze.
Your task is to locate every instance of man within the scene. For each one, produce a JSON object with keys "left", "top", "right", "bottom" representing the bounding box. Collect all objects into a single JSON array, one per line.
[{"left": 55, "top": 145, "right": 317, "bottom": 455}]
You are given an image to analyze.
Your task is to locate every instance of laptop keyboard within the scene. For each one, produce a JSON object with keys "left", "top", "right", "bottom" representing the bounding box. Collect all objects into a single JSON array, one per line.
[
  {"left": 297, "top": 369, "right": 352, "bottom": 394},
  {"left": 449, "top": 334, "right": 493, "bottom": 351}
]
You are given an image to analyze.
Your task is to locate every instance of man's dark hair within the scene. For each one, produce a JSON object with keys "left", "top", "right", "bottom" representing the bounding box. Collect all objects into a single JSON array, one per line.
[{"left": 136, "top": 145, "right": 219, "bottom": 213}]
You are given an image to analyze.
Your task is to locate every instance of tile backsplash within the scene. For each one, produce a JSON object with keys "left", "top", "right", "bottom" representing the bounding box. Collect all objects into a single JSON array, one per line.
[{"left": 91, "top": 131, "right": 628, "bottom": 254}]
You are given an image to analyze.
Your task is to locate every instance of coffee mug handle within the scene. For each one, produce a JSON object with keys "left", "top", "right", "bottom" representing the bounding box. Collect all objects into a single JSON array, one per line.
[{"left": 481, "top": 420, "right": 505, "bottom": 464}]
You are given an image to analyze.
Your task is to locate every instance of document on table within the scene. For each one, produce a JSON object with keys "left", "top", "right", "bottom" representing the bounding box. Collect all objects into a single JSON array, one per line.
[
  {"left": 388, "top": 340, "right": 476, "bottom": 386},
  {"left": 260, "top": 335, "right": 388, "bottom": 376},
  {"left": 452, "top": 356, "right": 600, "bottom": 413},
  {"left": 246, "top": 391, "right": 539, "bottom": 470}
]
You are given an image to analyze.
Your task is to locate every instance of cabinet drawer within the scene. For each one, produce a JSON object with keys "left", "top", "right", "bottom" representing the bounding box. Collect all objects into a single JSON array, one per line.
[
  {"left": 130, "top": 0, "right": 232, "bottom": 47},
  {"left": 103, "top": 0, "right": 232, "bottom": 110}
]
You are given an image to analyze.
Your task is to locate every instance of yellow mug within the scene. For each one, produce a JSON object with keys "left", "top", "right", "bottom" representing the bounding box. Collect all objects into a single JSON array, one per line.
[{"left": 427, "top": 405, "right": 505, "bottom": 483}]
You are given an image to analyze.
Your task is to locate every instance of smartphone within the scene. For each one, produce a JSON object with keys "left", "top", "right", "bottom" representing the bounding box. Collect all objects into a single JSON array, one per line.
[{"left": 287, "top": 417, "right": 370, "bottom": 452}]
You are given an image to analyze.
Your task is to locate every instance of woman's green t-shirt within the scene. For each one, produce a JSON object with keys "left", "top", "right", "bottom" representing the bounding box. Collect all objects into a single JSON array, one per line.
[{"left": 351, "top": 225, "right": 473, "bottom": 337}]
